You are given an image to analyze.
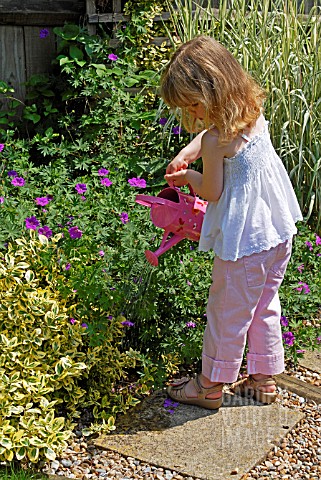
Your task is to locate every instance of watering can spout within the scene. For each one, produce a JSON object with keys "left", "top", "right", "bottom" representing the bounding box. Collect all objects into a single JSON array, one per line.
[{"left": 145, "top": 231, "right": 183, "bottom": 266}]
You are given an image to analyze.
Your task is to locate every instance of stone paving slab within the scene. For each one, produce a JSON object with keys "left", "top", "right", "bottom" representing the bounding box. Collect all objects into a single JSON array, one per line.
[
  {"left": 299, "top": 349, "right": 321, "bottom": 374},
  {"left": 95, "top": 390, "right": 304, "bottom": 480}
]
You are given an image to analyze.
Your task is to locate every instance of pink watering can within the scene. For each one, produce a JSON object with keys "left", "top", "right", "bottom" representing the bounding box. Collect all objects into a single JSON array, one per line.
[{"left": 135, "top": 185, "right": 207, "bottom": 266}]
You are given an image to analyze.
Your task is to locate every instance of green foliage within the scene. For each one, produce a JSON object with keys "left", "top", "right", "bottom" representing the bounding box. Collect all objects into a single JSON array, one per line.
[
  {"left": 0, "top": 232, "right": 156, "bottom": 463},
  {"left": 0, "top": 466, "right": 46, "bottom": 480},
  {"left": 279, "top": 224, "right": 321, "bottom": 364}
]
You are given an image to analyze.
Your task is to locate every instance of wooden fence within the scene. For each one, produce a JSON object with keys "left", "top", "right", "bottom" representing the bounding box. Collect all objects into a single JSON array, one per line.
[{"left": 0, "top": 1, "right": 85, "bottom": 102}]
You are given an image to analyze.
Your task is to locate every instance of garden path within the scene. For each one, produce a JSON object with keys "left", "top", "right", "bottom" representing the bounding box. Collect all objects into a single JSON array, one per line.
[
  {"left": 45, "top": 354, "right": 321, "bottom": 479},
  {"left": 94, "top": 387, "right": 304, "bottom": 480}
]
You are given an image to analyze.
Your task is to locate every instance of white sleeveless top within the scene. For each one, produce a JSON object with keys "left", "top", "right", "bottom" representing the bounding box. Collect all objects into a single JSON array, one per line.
[{"left": 199, "top": 120, "right": 303, "bottom": 261}]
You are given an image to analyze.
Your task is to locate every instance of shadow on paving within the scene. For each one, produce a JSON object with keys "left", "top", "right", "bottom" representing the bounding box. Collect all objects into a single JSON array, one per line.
[{"left": 94, "top": 389, "right": 304, "bottom": 480}]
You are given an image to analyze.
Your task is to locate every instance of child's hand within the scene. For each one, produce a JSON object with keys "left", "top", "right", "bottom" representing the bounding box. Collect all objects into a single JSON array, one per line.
[
  {"left": 164, "top": 169, "right": 189, "bottom": 187},
  {"left": 166, "top": 156, "right": 189, "bottom": 174}
]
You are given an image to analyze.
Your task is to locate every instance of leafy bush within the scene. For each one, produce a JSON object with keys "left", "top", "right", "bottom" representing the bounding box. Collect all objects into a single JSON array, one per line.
[
  {"left": 0, "top": 232, "right": 155, "bottom": 463},
  {"left": 279, "top": 224, "right": 321, "bottom": 363}
]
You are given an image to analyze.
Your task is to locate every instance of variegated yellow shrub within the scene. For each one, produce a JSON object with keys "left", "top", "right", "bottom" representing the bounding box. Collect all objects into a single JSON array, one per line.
[{"left": 0, "top": 232, "right": 154, "bottom": 464}]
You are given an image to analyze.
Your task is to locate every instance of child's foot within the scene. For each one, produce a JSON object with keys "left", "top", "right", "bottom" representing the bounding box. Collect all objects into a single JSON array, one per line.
[
  {"left": 180, "top": 373, "right": 222, "bottom": 399},
  {"left": 251, "top": 373, "right": 276, "bottom": 393},
  {"left": 231, "top": 374, "right": 277, "bottom": 404},
  {"left": 167, "top": 374, "right": 223, "bottom": 410}
]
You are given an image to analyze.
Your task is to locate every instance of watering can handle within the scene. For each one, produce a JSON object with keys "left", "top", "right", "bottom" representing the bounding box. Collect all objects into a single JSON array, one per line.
[
  {"left": 135, "top": 194, "right": 180, "bottom": 209},
  {"left": 187, "top": 183, "right": 195, "bottom": 196}
]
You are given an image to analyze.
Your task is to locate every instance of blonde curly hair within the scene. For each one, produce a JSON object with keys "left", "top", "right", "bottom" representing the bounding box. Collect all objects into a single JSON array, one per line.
[{"left": 160, "top": 35, "right": 266, "bottom": 144}]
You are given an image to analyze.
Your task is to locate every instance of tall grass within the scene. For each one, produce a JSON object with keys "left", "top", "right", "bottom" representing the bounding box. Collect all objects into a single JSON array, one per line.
[
  {"left": 0, "top": 468, "right": 45, "bottom": 480},
  {"left": 164, "top": 0, "right": 321, "bottom": 229}
]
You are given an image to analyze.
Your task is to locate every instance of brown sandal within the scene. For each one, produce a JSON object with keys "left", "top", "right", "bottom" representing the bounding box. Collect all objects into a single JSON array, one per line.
[
  {"left": 167, "top": 375, "right": 223, "bottom": 410},
  {"left": 231, "top": 375, "right": 277, "bottom": 404}
]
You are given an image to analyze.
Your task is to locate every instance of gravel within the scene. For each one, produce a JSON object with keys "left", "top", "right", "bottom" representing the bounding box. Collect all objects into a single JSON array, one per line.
[{"left": 42, "top": 364, "right": 321, "bottom": 480}]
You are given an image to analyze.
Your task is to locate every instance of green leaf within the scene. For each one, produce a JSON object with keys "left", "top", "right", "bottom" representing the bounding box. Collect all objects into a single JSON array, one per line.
[
  {"left": 57, "top": 25, "right": 80, "bottom": 40},
  {"left": 30, "top": 436, "right": 45, "bottom": 447},
  {"left": 138, "top": 70, "right": 157, "bottom": 79},
  {"left": 15, "top": 447, "right": 26, "bottom": 460},
  {"left": 69, "top": 45, "right": 84, "bottom": 61},
  {"left": 111, "top": 67, "right": 123, "bottom": 76},
  {"left": 25, "top": 270, "right": 35, "bottom": 282},
  {"left": 0, "top": 438, "right": 12, "bottom": 449},
  {"left": 59, "top": 56, "right": 72, "bottom": 66},
  {"left": 27, "top": 447, "right": 39, "bottom": 463},
  {"left": 124, "top": 77, "right": 139, "bottom": 87},
  {"left": 44, "top": 447, "right": 56, "bottom": 460}
]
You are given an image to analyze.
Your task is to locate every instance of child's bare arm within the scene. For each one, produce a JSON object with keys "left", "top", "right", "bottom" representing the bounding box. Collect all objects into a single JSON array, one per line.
[
  {"left": 166, "top": 130, "right": 207, "bottom": 174},
  {"left": 165, "top": 131, "right": 225, "bottom": 203}
]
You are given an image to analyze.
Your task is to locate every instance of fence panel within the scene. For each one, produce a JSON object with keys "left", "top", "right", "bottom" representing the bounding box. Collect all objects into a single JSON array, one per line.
[{"left": 0, "top": 26, "right": 26, "bottom": 102}]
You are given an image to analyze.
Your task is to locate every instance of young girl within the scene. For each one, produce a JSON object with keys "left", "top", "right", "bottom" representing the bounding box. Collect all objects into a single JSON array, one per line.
[{"left": 160, "top": 36, "right": 302, "bottom": 409}]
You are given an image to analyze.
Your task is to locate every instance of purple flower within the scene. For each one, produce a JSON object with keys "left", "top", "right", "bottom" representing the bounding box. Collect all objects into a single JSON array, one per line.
[
  {"left": 81, "top": 323, "right": 88, "bottom": 329},
  {"left": 25, "top": 216, "right": 40, "bottom": 230},
  {"left": 120, "top": 212, "right": 129, "bottom": 224},
  {"left": 68, "top": 226, "right": 83, "bottom": 239},
  {"left": 98, "top": 250, "right": 105, "bottom": 257},
  {"left": 296, "top": 281, "right": 310, "bottom": 294},
  {"left": 187, "top": 280, "right": 192, "bottom": 286},
  {"left": 305, "top": 241, "right": 313, "bottom": 251},
  {"left": 11, "top": 177, "right": 25, "bottom": 186},
  {"left": 297, "top": 263, "right": 304, "bottom": 273},
  {"left": 108, "top": 53, "right": 118, "bottom": 61},
  {"left": 65, "top": 263, "right": 71, "bottom": 270},
  {"left": 39, "top": 28, "right": 49, "bottom": 38},
  {"left": 98, "top": 168, "right": 110, "bottom": 176},
  {"left": 317, "top": 336, "right": 321, "bottom": 344},
  {"left": 101, "top": 177, "right": 112, "bottom": 187},
  {"left": 70, "top": 318, "right": 76, "bottom": 325},
  {"left": 38, "top": 225, "right": 53, "bottom": 238},
  {"left": 0, "top": 144, "right": 4, "bottom": 152},
  {"left": 7, "top": 170, "right": 18, "bottom": 177},
  {"left": 121, "top": 320, "right": 135, "bottom": 327},
  {"left": 159, "top": 117, "right": 168, "bottom": 126},
  {"left": 35, "top": 196, "right": 50, "bottom": 206},
  {"left": 316, "top": 235, "right": 321, "bottom": 246},
  {"left": 280, "top": 316, "right": 289, "bottom": 327},
  {"left": 75, "top": 183, "right": 87, "bottom": 194},
  {"left": 296, "top": 349, "right": 306, "bottom": 354},
  {"left": 81, "top": 196, "right": 86, "bottom": 201},
  {"left": 0, "top": 197, "right": 4, "bottom": 204},
  {"left": 172, "top": 126, "right": 182, "bottom": 135},
  {"left": 282, "top": 331, "right": 295, "bottom": 346},
  {"left": 186, "top": 321, "right": 196, "bottom": 328},
  {"left": 128, "top": 177, "right": 146, "bottom": 188},
  {"left": 163, "top": 398, "right": 179, "bottom": 414}
]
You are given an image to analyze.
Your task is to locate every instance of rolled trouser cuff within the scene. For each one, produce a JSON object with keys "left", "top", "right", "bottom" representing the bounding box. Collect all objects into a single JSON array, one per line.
[
  {"left": 202, "top": 354, "right": 242, "bottom": 383},
  {"left": 246, "top": 351, "right": 284, "bottom": 375}
]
